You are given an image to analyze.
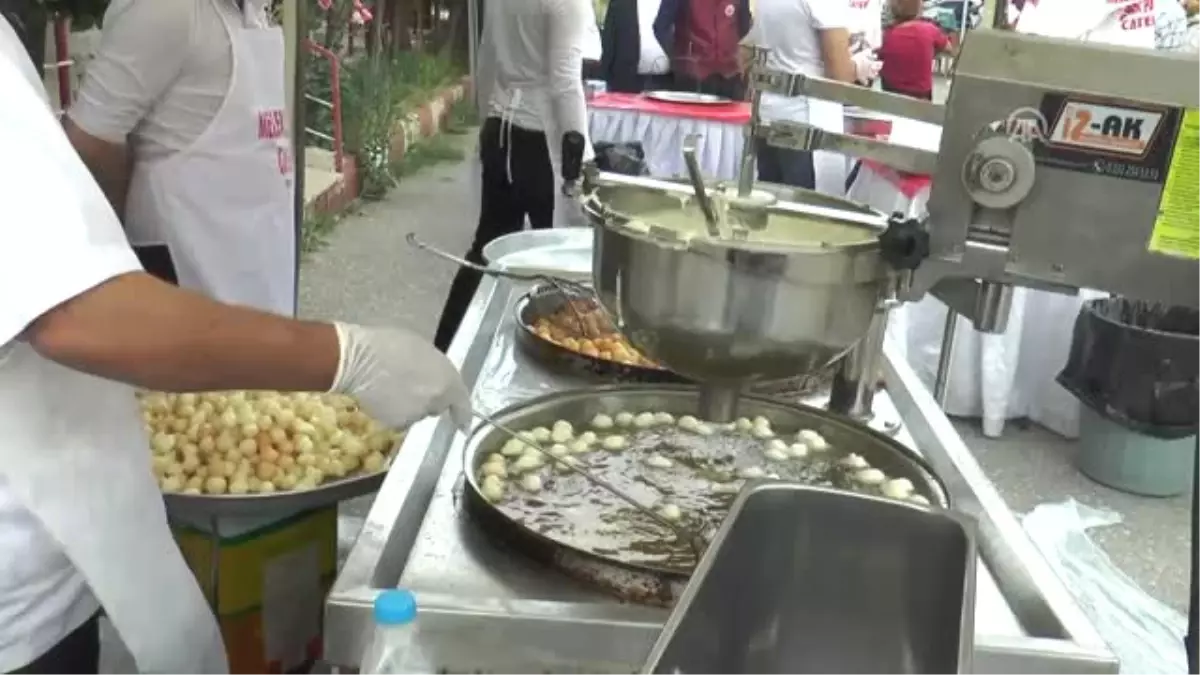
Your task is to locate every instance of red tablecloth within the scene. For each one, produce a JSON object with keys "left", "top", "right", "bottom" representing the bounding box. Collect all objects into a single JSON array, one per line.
[
  {"left": 588, "top": 92, "right": 751, "bottom": 125},
  {"left": 860, "top": 160, "right": 932, "bottom": 198}
]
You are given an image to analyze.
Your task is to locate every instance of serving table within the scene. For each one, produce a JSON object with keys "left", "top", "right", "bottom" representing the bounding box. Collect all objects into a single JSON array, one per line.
[{"left": 325, "top": 239, "right": 1117, "bottom": 673}]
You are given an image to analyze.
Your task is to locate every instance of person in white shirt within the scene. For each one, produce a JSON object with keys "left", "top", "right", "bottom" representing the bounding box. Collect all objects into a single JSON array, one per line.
[
  {"left": 598, "top": 0, "right": 674, "bottom": 92},
  {"left": 433, "top": 0, "right": 591, "bottom": 351},
  {"left": 64, "top": 0, "right": 297, "bottom": 317},
  {"left": 742, "top": 0, "right": 858, "bottom": 190},
  {"left": 0, "top": 16, "right": 470, "bottom": 673}
]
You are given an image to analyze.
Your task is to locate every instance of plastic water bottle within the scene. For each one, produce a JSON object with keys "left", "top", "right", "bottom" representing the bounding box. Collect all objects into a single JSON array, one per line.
[{"left": 361, "top": 589, "right": 428, "bottom": 674}]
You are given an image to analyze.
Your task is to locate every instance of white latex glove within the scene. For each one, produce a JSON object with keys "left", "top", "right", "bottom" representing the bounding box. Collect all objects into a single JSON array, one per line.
[
  {"left": 851, "top": 51, "right": 883, "bottom": 84},
  {"left": 329, "top": 322, "right": 473, "bottom": 431}
]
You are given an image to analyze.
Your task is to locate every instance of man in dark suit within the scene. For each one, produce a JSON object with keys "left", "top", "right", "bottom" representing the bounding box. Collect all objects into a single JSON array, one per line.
[{"left": 599, "top": 0, "right": 674, "bottom": 92}]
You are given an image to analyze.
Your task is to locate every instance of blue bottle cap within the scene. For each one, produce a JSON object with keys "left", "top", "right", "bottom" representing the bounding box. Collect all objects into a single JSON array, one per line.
[{"left": 374, "top": 589, "right": 418, "bottom": 625}]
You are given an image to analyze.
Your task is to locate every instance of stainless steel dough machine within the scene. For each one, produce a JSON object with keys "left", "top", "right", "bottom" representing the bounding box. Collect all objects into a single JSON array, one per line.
[{"left": 746, "top": 29, "right": 1199, "bottom": 320}]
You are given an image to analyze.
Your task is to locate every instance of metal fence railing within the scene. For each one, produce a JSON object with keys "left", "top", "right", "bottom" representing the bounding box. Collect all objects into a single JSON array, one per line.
[{"left": 303, "top": 38, "right": 346, "bottom": 174}]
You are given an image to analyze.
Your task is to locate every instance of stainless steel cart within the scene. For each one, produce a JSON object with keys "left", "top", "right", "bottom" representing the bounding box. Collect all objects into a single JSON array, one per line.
[{"left": 324, "top": 263, "right": 1117, "bottom": 673}]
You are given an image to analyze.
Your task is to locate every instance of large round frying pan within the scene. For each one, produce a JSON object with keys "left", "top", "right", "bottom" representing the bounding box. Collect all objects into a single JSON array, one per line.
[{"left": 461, "top": 385, "right": 950, "bottom": 607}]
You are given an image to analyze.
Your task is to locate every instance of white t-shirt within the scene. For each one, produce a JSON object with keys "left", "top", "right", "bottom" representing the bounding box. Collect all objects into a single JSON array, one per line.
[
  {"left": 846, "top": 0, "right": 882, "bottom": 52},
  {"left": 637, "top": 0, "right": 670, "bottom": 74},
  {"left": 0, "top": 17, "right": 144, "bottom": 671},
  {"left": 476, "top": 0, "right": 590, "bottom": 136},
  {"left": 68, "top": 0, "right": 266, "bottom": 162},
  {"left": 744, "top": 0, "right": 850, "bottom": 123}
]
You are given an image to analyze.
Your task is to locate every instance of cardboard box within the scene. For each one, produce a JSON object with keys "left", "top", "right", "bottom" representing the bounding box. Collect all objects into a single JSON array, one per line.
[{"left": 172, "top": 507, "right": 338, "bottom": 674}]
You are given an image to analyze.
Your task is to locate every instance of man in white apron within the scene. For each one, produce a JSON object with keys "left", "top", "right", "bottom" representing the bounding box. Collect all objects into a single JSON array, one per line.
[
  {"left": 1, "top": 16, "right": 471, "bottom": 672},
  {"left": 741, "top": 0, "right": 857, "bottom": 192},
  {"left": 434, "top": 0, "right": 592, "bottom": 351},
  {"left": 65, "top": 0, "right": 296, "bottom": 317}
]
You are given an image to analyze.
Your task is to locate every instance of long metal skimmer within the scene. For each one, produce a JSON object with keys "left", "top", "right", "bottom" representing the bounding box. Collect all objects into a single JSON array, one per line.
[
  {"left": 470, "top": 408, "right": 708, "bottom": 561},
  {"left": 406, "top": 233, "right": 599, "bottom": 338}
]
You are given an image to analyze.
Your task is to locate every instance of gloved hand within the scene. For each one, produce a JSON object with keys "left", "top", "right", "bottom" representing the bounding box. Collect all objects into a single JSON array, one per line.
[
  {"left": 851, "top": 51, "right": 883, "bottom": 85},
  {"left": 329, "top": 322, "right": 473, "bottom": 431}
]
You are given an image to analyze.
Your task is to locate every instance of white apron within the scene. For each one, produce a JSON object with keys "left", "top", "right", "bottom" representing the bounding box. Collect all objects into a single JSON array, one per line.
[
  {"left": 0, "top": 353, "right": 229, "bottom": 674},
  {"left": 125, "top": 0, "right": 297, "bottom": 316}
]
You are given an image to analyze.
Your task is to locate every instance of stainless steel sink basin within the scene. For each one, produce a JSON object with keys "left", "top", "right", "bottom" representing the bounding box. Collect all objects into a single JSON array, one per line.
[{"left": 642, "top": 483, "right": 978, "bottom": 674}]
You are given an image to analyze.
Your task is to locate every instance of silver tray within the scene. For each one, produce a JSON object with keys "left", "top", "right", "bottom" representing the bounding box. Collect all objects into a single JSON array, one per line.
[
  {"left": 163, "top": 471, "right": 387, "bottom": 519},
  {"left": 643, "top": 91, "right": 734, "bottom": 106},
  {"left": 481, "top": 228, "right": 593, "bottom": 280}
]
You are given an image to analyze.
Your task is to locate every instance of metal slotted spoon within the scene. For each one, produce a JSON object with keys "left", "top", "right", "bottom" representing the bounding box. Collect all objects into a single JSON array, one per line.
[
  {"left": 470, "top": 408, "right": 708, "bottom": 561},
  {"left": 407, "top": 233, "right": 600, "bottom": 338}
]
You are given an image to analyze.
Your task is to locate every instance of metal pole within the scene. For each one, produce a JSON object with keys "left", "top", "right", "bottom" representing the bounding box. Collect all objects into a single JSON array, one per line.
[
  {"left": 1185, "top": 437, "right": 1195, "bottom": 672},
  {"left": 932, "top": 308, "right": 959, "bottom": 407},
  {"left": 288, "top": 0, "right": 307, "bottom": 315},
  {"left": 829, "top": 309, "right": 890, "bottom": 420}
]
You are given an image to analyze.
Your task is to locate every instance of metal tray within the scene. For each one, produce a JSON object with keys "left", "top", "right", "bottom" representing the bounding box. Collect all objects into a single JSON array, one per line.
[
  {"left": 162, "top": 471, "right": 386, "bottom": 519},
  {"left": 644, "top": 91, "right": 734, "bottom": 106},
  {"left": 482, "top": 228, "right": 593, "bottom": 280},
  {"left": 461, "top": 385, "right": 949, "bottom": 607},
  {"left": 514, "top": 285, "right": 684, "bottom": 384}
]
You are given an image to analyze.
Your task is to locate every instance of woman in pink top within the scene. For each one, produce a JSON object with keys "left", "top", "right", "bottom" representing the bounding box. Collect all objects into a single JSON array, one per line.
[{"left": 877, "top": 0, "right": 954, "bottom": 100}]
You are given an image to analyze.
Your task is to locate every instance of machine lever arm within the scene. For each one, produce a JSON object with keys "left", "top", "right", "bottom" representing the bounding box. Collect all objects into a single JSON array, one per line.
[
  {"left": 759, "top": 121, "right": 939, "bottom": 176},
  {"left": 749, "top": 68, "right": 946, "bottom": 125}
]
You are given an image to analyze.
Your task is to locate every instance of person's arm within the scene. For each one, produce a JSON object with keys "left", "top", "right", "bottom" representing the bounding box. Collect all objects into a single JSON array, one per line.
[
  {"left": 932, "top": 24, "right": 955, "bottom": 53},
  {"left": 818, "top": 29, "right": 855, "bottom": 81},
  {"left": 653, "top": 0, "right": 681, "bottom": 55},
  {"left": 27, "top": 273, "right": 342, "bottom": 393},
  {"left": 808, "top": 0, "right": 855, "bottom": 82},
  {"left": 546, "top": 0, "right": 590, "bottom": 142},
  {"left": 64, "top": 0, "right": 194, "bottom": 218},
  {"left": 475, "top": 4, "right": 498, "bottom": 121},
  {"left": 6, "top": 64, "right": 470, "bottom": 430}
]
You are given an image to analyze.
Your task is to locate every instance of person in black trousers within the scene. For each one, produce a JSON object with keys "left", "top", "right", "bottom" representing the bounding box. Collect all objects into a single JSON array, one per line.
[{"left": 433, "top": 117, "right": 556, "bottom": 351}]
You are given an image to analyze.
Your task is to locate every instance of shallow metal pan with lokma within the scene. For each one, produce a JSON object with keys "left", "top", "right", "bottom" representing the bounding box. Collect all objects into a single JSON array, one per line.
[
  {"left": 513, "top": 285, "right": 685, "bottom": 384},
  {"left": 461, "top": 385, "right": 948, "bottom": 606}
]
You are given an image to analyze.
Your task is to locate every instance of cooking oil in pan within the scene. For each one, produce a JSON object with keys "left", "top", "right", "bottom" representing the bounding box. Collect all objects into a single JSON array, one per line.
[{"left": 474, "top": 414, "right": 932, "bottom": 573}]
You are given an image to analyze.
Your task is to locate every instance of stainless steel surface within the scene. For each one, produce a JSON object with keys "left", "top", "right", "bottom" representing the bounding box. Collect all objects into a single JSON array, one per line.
[
  {"left": 644, "top": 484, "right": 977, "bottom": 674},
  {"left": 908, "top": 31, "right": 1199, "bottom": 310},
  {"left": 749, "top": 67, "right": 945, "bottom": 125},
  {"left": 325, "top": 272, "right": 1117, "bottom": 673},
  {"left": 973, "top": 281, "right": 1014, "bottom": 334},
  {"left": 933, "top": 310, "right": 958, "bottom": 408},
  {"left": 697, "top": 384, "right": 740, "bottom": 423},
  {"left": 738, "top": 47, "right": 769, "bottom": 198},
  {"left": 680, "top": 136, "right": 720, "bottom": 237},
  {"left": 760, "top": 120, "right": 940, "bottom": 176},
  {"left": 828, "top": 308, "right": 888, "bottom": 419},
  {"left": 468, "top": 406, "right": 705, "bottom": 555},
  {"left": 644, "top": 90, "right": 732, "bottom": 106},
  {"left": 583, "top": 174, "right": 891, "bottom": 389},
  {"left": 164, "top": 470, "right": 386, "bottom": 518},
  {"left": 480, "top": 227, "right": 594, "bottom": 280}
]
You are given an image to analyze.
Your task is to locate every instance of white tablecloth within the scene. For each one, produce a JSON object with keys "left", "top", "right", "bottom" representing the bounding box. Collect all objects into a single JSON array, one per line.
[{"left": 588, "top": 107, "right": 745, "bottom": 181}]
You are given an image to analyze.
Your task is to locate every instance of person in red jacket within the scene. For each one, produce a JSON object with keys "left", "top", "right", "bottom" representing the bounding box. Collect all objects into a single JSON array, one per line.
[
  {"left": 654, "top": 0, "right": 752, "bottom": 99},
  {"left": 877, "top": 0, "right": 954, "bottom": 100}
]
